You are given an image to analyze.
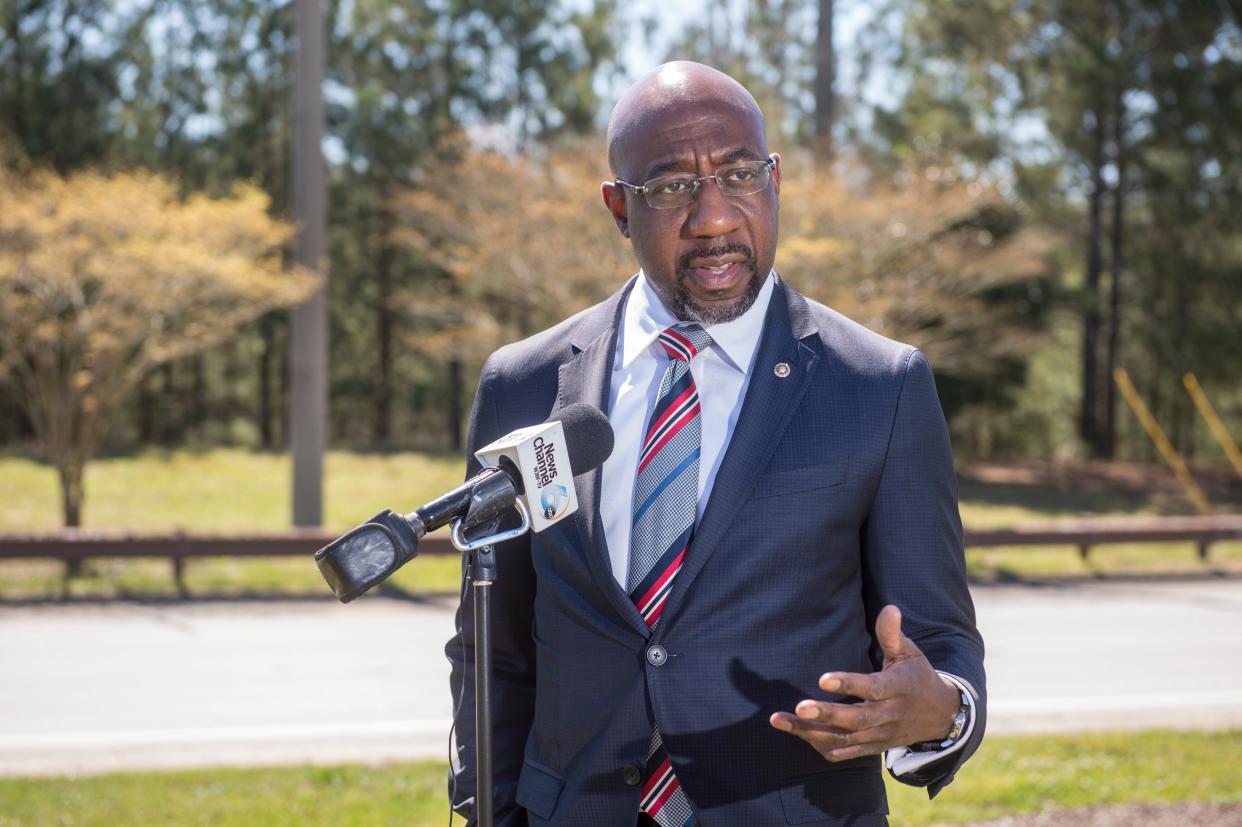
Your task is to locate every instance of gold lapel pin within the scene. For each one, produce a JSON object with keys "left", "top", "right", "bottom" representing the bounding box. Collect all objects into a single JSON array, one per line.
[{"left": 774, "top": 362, "right": 791, "bottom": 378}]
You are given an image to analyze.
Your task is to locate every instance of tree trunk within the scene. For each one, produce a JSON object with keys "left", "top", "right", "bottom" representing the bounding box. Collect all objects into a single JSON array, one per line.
[
  {"left": 137, "top": 372, "right": 157, "bottom": 444},
  {"left": 813, "top": 0, "right": 835, "bottom": 158},
  {"left": 1102, "top": 138, "right": 1125, "bottom": 458},
  {"left": 58, "top": 457, "right": 86, "bottom": 578},
  {"left": 1171, "top": 285, "right": 1192, "bottom": 457},
  {"left": 1145, "top": 369, "right": 1161, "bottom": 464},
  {"left": 373, "top": 204, "right": 394, "bottom": 446},
  {"left": 58, "top": 460, "right": 84, "bottom": 528},
  {"left": 447, "top": 358, "right": 463, "bottom": 453},
  {"left": 1080, "top": 106, "right": 1107, "bottom": 457},
  {"left": 161, "top": 363, "right": 176, "bottom": 444},
  {"left": 191, "top": 354, "right": 207, "bottom": 436},
  {"left": 279, "top": 315, "right": 290, "bottom": 449},
  {"left": 259, "top": 313, "right": 275, "bottom": 449}
]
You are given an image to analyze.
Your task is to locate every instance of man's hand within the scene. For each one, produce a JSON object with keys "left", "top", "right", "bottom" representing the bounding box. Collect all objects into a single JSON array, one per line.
[{"left": 768, "top": 605, "right": 961, "bottom": 762}]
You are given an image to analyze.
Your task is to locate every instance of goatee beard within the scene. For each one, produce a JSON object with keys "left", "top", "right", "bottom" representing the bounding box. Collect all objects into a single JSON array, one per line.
[{"left": 672, "top": 243, "right": 763, "bottom": 325}]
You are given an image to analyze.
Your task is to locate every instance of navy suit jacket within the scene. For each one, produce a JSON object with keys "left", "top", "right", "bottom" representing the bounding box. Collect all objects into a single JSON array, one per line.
[{"left": 447, "top": 276, "right": 986, "bottom": 826}]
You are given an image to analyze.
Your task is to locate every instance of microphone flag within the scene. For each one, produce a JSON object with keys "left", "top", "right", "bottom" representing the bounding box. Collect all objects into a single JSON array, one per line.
[{"left": 475, "top": 420, "right": 578, "bottom": 532}]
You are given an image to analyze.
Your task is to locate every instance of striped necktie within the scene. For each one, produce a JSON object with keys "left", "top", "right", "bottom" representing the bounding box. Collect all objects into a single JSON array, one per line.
[{"left": 627, "top": 323, "right": 711, "bottom": 827}]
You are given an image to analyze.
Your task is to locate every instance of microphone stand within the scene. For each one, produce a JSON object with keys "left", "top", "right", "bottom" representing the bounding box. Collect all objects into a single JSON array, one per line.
[{"left": 451, "top": 499, "right": 532, "bottom": 827}]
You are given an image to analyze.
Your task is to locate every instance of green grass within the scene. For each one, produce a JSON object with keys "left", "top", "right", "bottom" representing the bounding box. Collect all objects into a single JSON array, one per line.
[
  {"left": 0, "top": 730, "right": 1237, "bottom": 826},
  {"left": 0, "top": 449, "right": 468, "bottom": 599},
  {"left": 0, "top": 449, "right": 464, "bottom": 533},
  {"left": 887, "top": 729, "right": 1242, "bottom": 824},
  {"left": 1, "top": 449, "right": 1239, "bottom": 600},
  {"left": 966, "top": 540, "right": 1242, "bottom": 581},
  {"left": 0, "top": 760, "right": 463, "bottom": 827}
]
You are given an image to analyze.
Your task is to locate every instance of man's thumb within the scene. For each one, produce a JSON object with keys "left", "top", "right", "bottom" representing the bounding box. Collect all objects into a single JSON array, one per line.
[{"left": 877, "top": 604, "right": 909, "bottom": 659}]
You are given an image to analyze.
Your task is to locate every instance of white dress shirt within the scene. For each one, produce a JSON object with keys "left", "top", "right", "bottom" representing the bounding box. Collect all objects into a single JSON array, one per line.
[
  {"left": 600, "top": 271, "right": 776, "bottom": 588},
  {"left": 596, "top": 270, "right": 975, "bottom": 774}
]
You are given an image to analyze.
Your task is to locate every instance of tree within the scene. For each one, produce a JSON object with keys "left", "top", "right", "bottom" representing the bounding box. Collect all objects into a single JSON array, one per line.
[
  {"left": 0, "top": 0, "right": 139, "bottom": 171},
  {"left": 0, "top": 168, "right": 318, "bottom": 526},
  {"left": 394, "top": 139, "right": 1054, "bottom": 449},
  {"left": 390, "top": 137, "right": 633, "bottom": 363},
  {"left": 664, "top": 0, "right": 817, "bottom": 142},
  {"left": 777, "top": 151, "right": 1055, "bottom": 434},
  {"left": 325, "top": 0, "right": 620, "bottom": 448},
  {"left": 3, "top": 0, "right": 626, "bottom": 453},
  {"left": 872, "top": 0, "right": 1242, "bottom": 459}
]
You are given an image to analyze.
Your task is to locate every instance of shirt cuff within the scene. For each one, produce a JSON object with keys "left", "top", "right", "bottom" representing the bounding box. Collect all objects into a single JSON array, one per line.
[{"left": 885, "top": 671, "right": 977, "bottom": 777}]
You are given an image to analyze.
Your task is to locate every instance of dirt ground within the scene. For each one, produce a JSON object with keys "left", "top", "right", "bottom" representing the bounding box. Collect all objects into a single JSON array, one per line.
[{"left": 936, "top": 801, "right": 1242, "bottom": 826}]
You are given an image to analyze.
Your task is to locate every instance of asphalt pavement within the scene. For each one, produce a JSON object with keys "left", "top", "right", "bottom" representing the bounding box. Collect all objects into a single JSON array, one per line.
[{"left": 2, "top": 577, "right": 1240, "bottom": 777}]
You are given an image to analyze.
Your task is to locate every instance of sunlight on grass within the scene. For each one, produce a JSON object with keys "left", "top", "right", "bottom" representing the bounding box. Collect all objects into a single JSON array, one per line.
[
  {"left": 967, "top": 541, "right": 1242, "bottom": 581},
  {"left": 0, "top": 760, "right": 465, "bottom": 827},
  {"left": 2, "top": 449, "right": 1239, "bottom": 599},
  {"left": 0, "top": 731, "right": 1236, "bottom": 826},
  {"left": 884, "top": 729, "right": 1242, "bottom": 825},
  {"left": 0, "top": 449, "right": 464, "bottom": 533}
]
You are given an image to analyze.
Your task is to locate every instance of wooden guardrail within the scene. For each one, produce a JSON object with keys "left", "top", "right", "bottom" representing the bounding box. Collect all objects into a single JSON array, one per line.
[
  {"left": 0, "top": 528, "right": 456, "bottom": 591},
  {"left": 965, "top": 515, "right": 1242, "bottom": 561},
  {"left": 1, "top": 515, "right": 1240, "bottom": 591}
]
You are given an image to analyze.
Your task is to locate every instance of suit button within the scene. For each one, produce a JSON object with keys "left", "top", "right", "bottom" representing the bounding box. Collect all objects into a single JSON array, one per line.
[
  {"left": 646, "top": 645, "right": 667, "bottom": 666},
  {"left": 622, "top": 765, "right": 642, "bottom": 786}
]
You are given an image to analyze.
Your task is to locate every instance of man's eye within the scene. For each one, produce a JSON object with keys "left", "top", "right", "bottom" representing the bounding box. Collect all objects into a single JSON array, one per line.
[
  {"left": 653, "top": 178, "right": 691, "bottom": 195},
  {"left": 722, "top": 168, "right": 757, "bottom": 183}
]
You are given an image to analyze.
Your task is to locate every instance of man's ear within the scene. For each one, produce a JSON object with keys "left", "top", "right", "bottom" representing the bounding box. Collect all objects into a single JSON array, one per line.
[
  {"left": 770, "top": 153, "right": 782, "bottom": 197},
  {"left": 601, "top": 181, "right": 630, "bottom": 238}
]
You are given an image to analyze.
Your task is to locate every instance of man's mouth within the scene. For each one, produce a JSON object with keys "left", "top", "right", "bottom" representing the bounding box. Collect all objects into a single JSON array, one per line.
[
  {"left": 686, "top": 260, "right": 746, "bottom": 287},
  {"left": 679, "top": 245, "right": 754, "bottom": 291}
]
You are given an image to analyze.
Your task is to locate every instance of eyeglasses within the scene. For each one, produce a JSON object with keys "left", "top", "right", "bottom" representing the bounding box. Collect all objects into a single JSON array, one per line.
[{"left": 615, "top": 154, "right": 777, "bottom": 209}]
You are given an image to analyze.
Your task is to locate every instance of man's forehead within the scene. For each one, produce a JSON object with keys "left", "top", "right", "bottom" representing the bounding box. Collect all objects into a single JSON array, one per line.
[
  {"left": 606, "top": 61, "right": 766, "bottom": 176},
  {"left": 610, "top": 97, "right": 766, "bottom": 180}
]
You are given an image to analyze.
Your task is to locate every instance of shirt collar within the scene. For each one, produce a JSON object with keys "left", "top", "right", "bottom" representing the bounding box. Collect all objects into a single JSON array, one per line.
[{"left": 620, "top": 270, "right": 776, "bottom": 374}]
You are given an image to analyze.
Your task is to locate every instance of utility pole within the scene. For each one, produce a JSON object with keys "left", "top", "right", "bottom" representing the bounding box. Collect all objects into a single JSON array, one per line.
[{"left": 291, "top": 0, "right": 327, "bottom": 526}]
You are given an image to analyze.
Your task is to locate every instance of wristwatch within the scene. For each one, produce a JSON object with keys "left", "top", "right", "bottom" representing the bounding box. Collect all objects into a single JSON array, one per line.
[{"left": 910, "top": 688, "right": 970, "bottom": 752}]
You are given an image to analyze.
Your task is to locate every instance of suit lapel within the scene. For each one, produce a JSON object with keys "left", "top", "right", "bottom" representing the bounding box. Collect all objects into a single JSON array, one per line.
[
  {"left": 659, "top": 278, "right": 821, "bottom": 627},
  {"left": 553, "top": 280, "right": 651, "bottom": 636}
]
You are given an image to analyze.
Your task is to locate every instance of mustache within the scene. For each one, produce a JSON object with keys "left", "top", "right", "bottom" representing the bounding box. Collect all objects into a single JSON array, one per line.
[{"left": 677, "top": 243, "right": 754, "bottom": 272}]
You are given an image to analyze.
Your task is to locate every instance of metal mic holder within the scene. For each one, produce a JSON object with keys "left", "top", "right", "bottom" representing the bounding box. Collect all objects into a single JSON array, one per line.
[{"left": 450, "top": 498, "right": 531, "bottom": 827}]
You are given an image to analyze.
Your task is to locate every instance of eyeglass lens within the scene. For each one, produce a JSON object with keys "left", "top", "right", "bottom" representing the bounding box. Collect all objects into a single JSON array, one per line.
[{"left": 643, "top": 160, "right": 772, "bottom": 208}]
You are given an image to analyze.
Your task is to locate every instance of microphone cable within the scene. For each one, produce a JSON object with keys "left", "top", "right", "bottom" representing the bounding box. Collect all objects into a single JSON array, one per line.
[{"left": 448, "top": 560, "right": 470, "bottom": 827}]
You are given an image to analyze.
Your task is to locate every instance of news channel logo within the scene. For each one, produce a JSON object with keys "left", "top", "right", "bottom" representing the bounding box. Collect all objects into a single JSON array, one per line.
[{"left": 540, "top": 483, "right": 570, "bottom": 520}]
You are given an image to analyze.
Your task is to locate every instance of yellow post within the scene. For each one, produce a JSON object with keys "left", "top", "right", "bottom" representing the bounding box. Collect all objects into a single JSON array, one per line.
[
  {"left": 1183, "top": 373, "right": 1242, "bottom": 481},
  {"left": 1113, "top": 368, "right": 1213, "bottom": 515}
]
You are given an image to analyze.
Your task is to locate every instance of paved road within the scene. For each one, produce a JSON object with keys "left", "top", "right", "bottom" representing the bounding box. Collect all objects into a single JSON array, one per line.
[{"left": 2, "top": 578, "right": 1241, "bottom": 776}]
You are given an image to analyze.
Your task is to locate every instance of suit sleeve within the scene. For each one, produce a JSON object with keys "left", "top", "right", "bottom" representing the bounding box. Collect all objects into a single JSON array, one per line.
[
  {"left": 446, "top": 355, "right": 538, "bottom": 827},
  {"left": 860, "top": 349, "right": 987, "bottom": 797}
]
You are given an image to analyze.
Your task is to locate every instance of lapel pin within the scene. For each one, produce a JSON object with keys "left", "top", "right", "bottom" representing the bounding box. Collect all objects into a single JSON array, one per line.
[{"left": 774, "top": 362, "right": 791, "bottom": 378}]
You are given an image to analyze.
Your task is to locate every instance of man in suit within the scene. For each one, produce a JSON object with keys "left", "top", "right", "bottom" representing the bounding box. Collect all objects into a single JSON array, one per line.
[{"left": 448, "top": 61, "right": 985, "bottom": 826}]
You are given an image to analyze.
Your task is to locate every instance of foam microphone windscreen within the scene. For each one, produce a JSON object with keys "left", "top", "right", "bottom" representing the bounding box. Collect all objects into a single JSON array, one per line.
[{"left": 553, "top": 402, "right": 614, "bottom": 475}]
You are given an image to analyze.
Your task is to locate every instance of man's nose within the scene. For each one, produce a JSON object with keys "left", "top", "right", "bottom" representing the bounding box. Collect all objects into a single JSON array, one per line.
[{"left": 684, "top": 177, "right": 743, "bottom": 239}]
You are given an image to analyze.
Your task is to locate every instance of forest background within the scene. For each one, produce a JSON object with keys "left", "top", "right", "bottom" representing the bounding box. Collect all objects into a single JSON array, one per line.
[{"left": 1, "top": 0, "right": 1239, "bottom": 529}]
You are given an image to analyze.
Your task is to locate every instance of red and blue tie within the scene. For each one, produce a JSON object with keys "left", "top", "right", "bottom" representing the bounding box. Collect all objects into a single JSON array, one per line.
[{"left": 628, "top": 323, "right": 711, "bottom": 827}]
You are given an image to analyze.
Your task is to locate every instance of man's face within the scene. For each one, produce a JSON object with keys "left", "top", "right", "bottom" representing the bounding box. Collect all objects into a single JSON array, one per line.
[{"left": 603, "top": 100, "right": 780, "bottom": 324}]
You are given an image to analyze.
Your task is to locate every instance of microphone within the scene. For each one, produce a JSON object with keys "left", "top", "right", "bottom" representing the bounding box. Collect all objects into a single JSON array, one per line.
[{"left": 315, "top": 403, "right": 614, "bottom": 602}]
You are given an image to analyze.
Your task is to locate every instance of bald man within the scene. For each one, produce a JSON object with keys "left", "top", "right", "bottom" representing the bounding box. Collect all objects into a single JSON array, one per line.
[{"left": 447, "top": 62, "right": 985, "bottom": 827}]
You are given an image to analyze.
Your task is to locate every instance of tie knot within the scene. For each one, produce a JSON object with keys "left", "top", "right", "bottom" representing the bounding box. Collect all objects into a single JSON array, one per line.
[{"left": 658, "top": 323, "right": 712, "bottom": 363}]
